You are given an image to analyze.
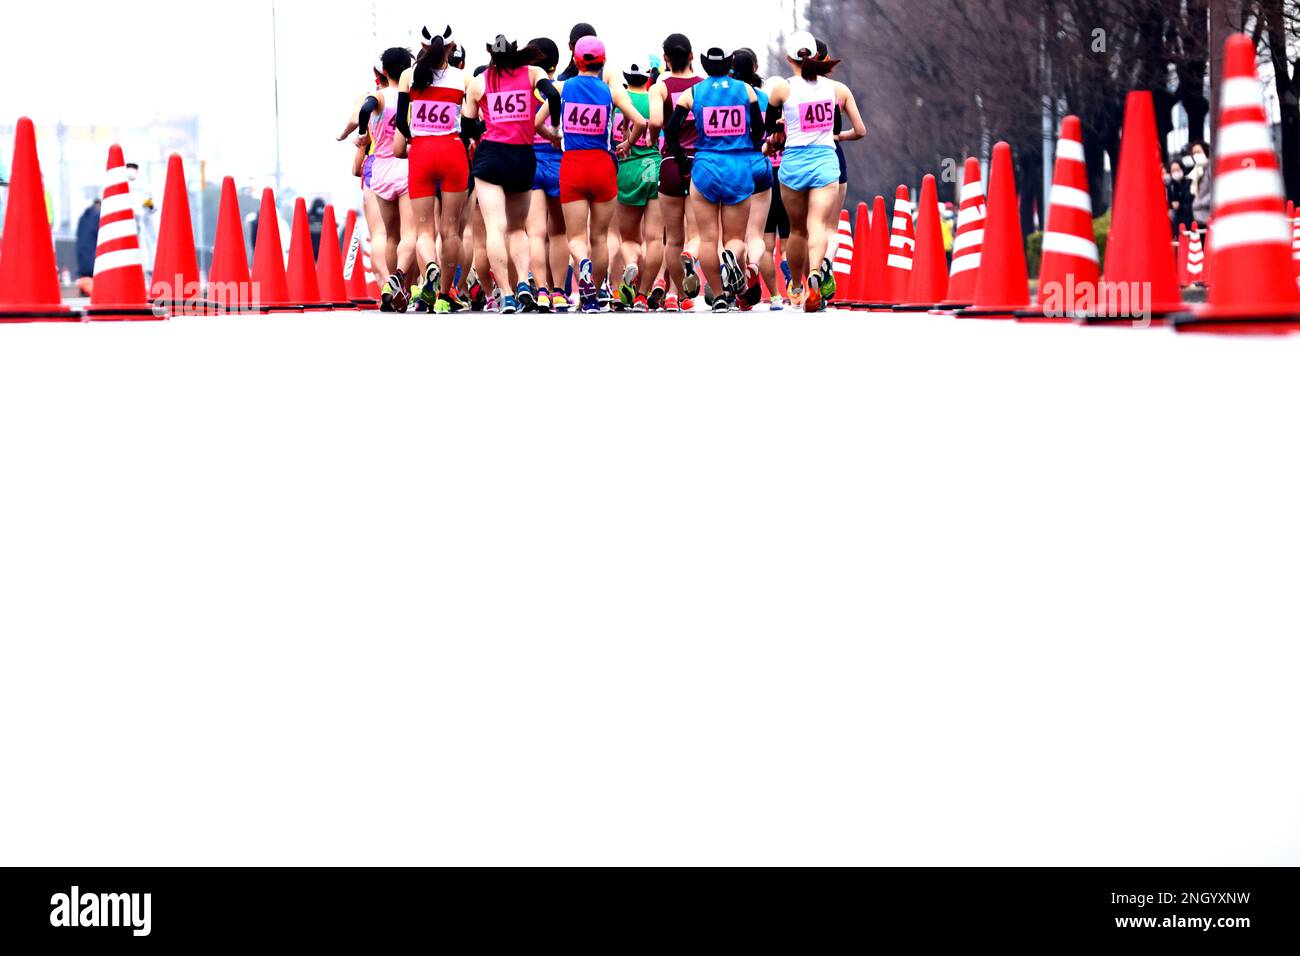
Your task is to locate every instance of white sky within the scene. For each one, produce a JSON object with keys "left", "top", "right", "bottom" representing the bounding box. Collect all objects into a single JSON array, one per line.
[{"left": 2, "top": 0, "right": 785, "bottom": 215}]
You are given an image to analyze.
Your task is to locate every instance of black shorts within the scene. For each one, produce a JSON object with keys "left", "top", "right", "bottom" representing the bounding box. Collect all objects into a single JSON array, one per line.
[
  {"left": 836, "top": 143, "right": 848, "bottom": 185},
  {"left": 658, "top": 153, "right": 693, "bottom": 198},
  {"left": 472, "top": 140, "right": 536, "bottom": 194},
  {"left": 766, "top": 177, "right": 790, "bottom": 238}
]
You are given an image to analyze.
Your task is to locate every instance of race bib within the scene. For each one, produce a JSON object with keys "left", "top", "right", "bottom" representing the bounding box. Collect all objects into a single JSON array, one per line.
[
  {"left": 563, "top": 104, "right": 608, "bottom": 136},
  {"left": 799, "top": 99, "right": 835, "bottom": 133},
  {"left": 411, "top": 101, "right": 459, "bottom": 134},
  {"left": 702, "top": 105, "right": 746, "bottom": 137},
  {"left": 487, "top": 90, "right": 530, "bottom": 122}
]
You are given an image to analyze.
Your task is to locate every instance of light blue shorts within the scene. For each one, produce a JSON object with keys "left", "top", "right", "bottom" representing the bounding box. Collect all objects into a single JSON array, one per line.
[
  {"left": 690, "top": 152, "right": 755, "bottom": 206},
  {"left": 778, "top": 145, "right": 840, "bottom": 192}
]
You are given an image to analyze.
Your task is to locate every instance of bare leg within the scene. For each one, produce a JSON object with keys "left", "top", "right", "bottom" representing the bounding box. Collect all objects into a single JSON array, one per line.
[
  {"left": 475, "top": 181, "right": 513, "bottom": 292},
  {"left": 527, "top": 190, "right": 550, "bottom": 287},
  {"left": 587, "top": 198, "right": 617, "bottom": 292},
  {"left": 638, "top": 198, "right": 665, "bottom": 294},
  {"left": 782, "top": 184, "right": 810, "bottom": 288},
  {"left": 689, "top": 190, "right": 725, "bottom": 295},
  {"left": 365, "top": 190, "right": 390, "bottom": 280},
  {"left": 660, "top": 193, "right": 687, "bottom": 294},
  {"left": 805, "top": 183, "right": 840, "bottom": 277},
  {"left": 617, "top": 203, "right": 646, "bottom": 280},
  {"left": 746, "top": 190, "right": 772, "bottom": 272},
  {"left": 504, "top": 190, "right": 533, "bottom": 291},
  {"left": 438, "top": 191, "right": 467, "bottom": 295},
  {"left": 547, "top": 195, "right": 569, "bottom": 293}
]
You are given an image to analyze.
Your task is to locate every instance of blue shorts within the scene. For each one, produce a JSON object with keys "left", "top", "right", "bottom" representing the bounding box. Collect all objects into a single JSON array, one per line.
[
  {"left": 750, "top": 152, "right": 774, "bottom": 192},
  {"left": 363, "top": 154, "right": 375, "bottom": 189},
  {"left": 691, "top": 152, "right": 755, "bottom": 206},
  {"left": 836, "top": 143, "right": 848, "bottom": 185},
  {"left": 778, "top": 145, "right": 840, "bottom": 192},
  {"left": 532, "top": 143, "right": 562, "bottom": 198}
]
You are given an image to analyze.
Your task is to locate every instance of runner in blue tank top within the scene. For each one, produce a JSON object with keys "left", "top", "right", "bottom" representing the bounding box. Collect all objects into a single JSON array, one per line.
[{"left": 663, "top": 48, "right": 764, "bottom": 311}]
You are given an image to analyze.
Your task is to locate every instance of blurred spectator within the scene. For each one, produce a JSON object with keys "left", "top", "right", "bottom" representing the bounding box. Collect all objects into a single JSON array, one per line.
[
  {"left": 1189, "top": 142, "right": 1212, "bottom": 228},
  {"left": 126, "top": 163, "right": 157, "bottom": 279},
  {"left": 941, "top": 202, "right": 955, "bottom": 261},
  {"left": 1165, "top": 160, "right": 1193, "bottom": 235},
  {"left": 308, "top": 198, "right": 326, "bottom": 257},
  {"left": 75, "top": 199, "right": 101, "bottom": 296}
]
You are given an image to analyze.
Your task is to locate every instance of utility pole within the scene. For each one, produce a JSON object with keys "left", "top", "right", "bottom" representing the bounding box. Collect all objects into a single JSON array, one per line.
[
  {"left": 1208, "top": 0, "right": 1230, "bottom": 145},
  {"left": 271, "top": 0, "right": 283, "bottom": 193},
  {"left": 1040, "top": 8, "right": 1054, "bottom": 227}
]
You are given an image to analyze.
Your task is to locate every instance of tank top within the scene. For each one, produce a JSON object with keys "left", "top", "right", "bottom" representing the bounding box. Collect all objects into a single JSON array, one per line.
[
  {"left": 661, "top": 75, "right": 702, "bottom": 155},
  {"left": 560, "top": 74, "right": 613, "bottom": 154},
  {"left": 782, "top": 74, "right": 836, "bottom": 150},
  {"left": 534, "top": 76, "right": 559, "bottom": 149},
  {"left": 620, "top": 89, "right": 657, "bottom": 159},
  {"left": 482, "top": 66, "right": 535, "bottom": 146},
  {"left": 692, "top": 77, "right": 751, "bottom": 154},
  {"left": 369, "top": 87, "right": 400, "bottom": 158},
  {"left": 409, "top": 66, "right": 465, "bottom": 138}
]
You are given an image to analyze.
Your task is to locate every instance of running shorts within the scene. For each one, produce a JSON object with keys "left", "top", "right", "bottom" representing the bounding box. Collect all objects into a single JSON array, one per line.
[
  {"left": 532, "top": 143, "right": 563, "bottom": 198},
  {"left": 408, "top": 135, "right": 470, "bottom": 199},
  {"left": 836, "top": 142, "right": 848, "bottom": 185},
  {"left": 750, "top": 152, "right": 774, "bottom": 193},
  {"left": 765, "top": 179, "right": 790, "bottom": 238},
  {"left": 618, "top": 154, "right": 661, "bottom": 207},
  {"left": 778, "top": 145, "right": 840, "bottom": 192},
  {"left": 369, "top": 156, "right": 409, "bottom": 202},
  {"left": 560, "top": 149, "right": 618, "bottom": 204},
  {"left": 472, "top": 140, "right": 537, "bottom": 194},
  {"left": 362, "top": 154, "right": 376, "bottom": 189},
  {"left": 691, "top": 153, "right": 754, "bottom": 206},
  {"left": 657, "top": 153, "right": 693, "bottom": 198}
]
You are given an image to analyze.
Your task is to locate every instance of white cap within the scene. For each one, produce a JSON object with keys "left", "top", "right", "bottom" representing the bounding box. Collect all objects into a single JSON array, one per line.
[{"left": 785, "top": 31, "right": 818, "bottom": 61}]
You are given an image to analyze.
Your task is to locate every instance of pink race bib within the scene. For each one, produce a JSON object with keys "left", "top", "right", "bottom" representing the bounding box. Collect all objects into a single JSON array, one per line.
[
  {"left": 562, "top": 104, "right": 608, "bottom": 136},
  {"left": 702, "top": 105, "right": 746, "bottom": 137},
  {"left": 411, "top": 101, "right": 459, "bottom": 134},
  {"left": 799, "top": 99, "right": 835, "bottom": 133},
  {"left": 487, "top": 90, "right": 530, "bottom": 122}
]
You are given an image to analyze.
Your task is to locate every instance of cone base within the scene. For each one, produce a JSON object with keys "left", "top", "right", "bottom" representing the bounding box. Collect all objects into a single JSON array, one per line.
[
  {"left": 0, "top": 305, "right": 83, "bottom": 322},
  {"left": 1172, "top": 307, "right": 1300, "bottom": 335},
  {"left": 84, "top": 305, "right": 167, "bottom": 320},
  {"left": 350, "top": 297, "right": 379, "bottom": 309},
  {"left": 1081, "top": 309, "right": 1177, "bottom": 327},
  {"left": 264, "top": 305, "right": 307, "bottom": 313},
  {"left": 955, "top": 305, "right": 1023, "bottom": 319},
  {"left": 892, "top": 303, "right": 942, "bottom": 312},
  {"left": 324, "top": 300, "right": 358, "bottom": 310},
  {"left": 1014, "top": 308, "right": 1082, "bottom": 323},
  {"left": 935, "top": 300, "right": 974, "bottom": 310}
]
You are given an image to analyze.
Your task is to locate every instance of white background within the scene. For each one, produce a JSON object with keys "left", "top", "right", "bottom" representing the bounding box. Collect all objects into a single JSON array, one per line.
[{"left": 1, "top": 313, "right": 1297, "bottom": 865}]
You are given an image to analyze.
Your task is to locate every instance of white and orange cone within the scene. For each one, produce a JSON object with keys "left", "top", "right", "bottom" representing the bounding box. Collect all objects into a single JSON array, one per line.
[
  {"left": 831, "top": 208, "right": 854, "bottom": 300},
  {"left": 879, "top": 185, "right": 914, "bottom": 308},
  {"left": 85, "top": 145, "right": 160, "bottom": 319},
  {"left": 1176, "top": 33, "right": 1300, "bottom": 332},
  {"left": 937, "top": 158, "right": 985, "bottom": 309},
  {"left": 1018, "top": 115, "right": 1099, "bottom": 322},
  {"left": 1186, "top": 226, "right": 1205, "bottom": 285}
]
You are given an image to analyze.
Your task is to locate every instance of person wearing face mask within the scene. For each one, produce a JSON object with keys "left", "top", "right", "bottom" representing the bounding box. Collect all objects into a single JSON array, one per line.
[
  {"left": 1189, "top": 143, "right": 1212, "bottom": 228},
  {"left": 1166, "top": 159, "right": 1193, "bottom": 235}
]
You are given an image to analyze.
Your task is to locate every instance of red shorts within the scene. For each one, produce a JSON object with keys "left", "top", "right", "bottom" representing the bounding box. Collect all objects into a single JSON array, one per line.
[
  {"left": 559, "top": 149, "right": 617, "bottom": 204},
  {"left": 408, "top": 135, "right": 469, "bottom": 199}
]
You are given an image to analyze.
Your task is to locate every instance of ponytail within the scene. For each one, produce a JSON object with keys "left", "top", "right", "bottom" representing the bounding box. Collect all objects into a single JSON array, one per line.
[
  {"left": 793, "top": 54, "right": 839, "bottom": 78},
  {"left": 663, "top": 33, "right": 692, "bottom": 72},
  {"left": 413, "top": 37, "right": 448, "bottom": 91}
]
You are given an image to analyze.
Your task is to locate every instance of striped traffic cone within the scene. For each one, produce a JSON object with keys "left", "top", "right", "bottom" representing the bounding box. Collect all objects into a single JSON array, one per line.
[
  {"left": 897, "top": 174, "right": 948, "bottom": 310},
  {"left": 85, "top": 145, "right": 160, "bottom": 319},
  {"left": 342, "top": 209, "right": 375, "bottom": 308},
  {"left": 1018, "top": 116, "right": 1099, "bottom": 322},
  {"left": 859, "top": 195, "right": 891, "bottom": 308},
  {"left": 1175, "top": 33, "right": 1300, "bottom": 333},
  {"left": 0, "top": 117, "right": 80, "bottom": 321},
  {"left": 1186, "top": 225, "right": 1205, "bottom": 286},
  {"left": 1291, "top": 212, "right": 1300, "bottom": 276},
  {"left": 878, "top": 185, "right": 914, "bottom": 309},
  {"left": 958, "top": 142, "right": 1030, "bottom": 318},
  {"left": 1176, "top": 224, "right": 1190, "bottom": 287},
  {"left": 844, "top": 201, "right": 871, "bottom": 308},
  {"left": 937, "top": 158, "right": 985, "bottom": 310},
  {"left": 831, "top": 208, "right": 854, "bottom": 305}
]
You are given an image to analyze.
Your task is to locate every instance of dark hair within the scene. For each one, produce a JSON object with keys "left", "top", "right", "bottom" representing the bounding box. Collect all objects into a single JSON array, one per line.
[
  {"left": 732, "top": 48, "right": 761, "bottom": 88},
  {"left": 449, "top": 46, "right": 465, "bottom": 69},
  {"left": 530, "top": 37, "right": 561, "bottom": 73},
  {"left": 663, "top": 33, "right": 692, "bottom": 72},
  {"left": 413, "top": 37, "right": 451, "bottom": 90},
  {"left": 380, "top": 47, "right": 413, "bottom": 82},
  {"left": 569, "top": 22, "right": 596, "bottom": 46},
  {"left": 473, "top": 64, "right": 488, "bottom": 78},
  {"left": 790, "top": 51, "right": 839, "bottom": 78},
  {"left": 486, "top": 38, "right": 548, "bottom": 73},
  {"left": 816, "top": 38, "right": 828, "bottom": 59}
]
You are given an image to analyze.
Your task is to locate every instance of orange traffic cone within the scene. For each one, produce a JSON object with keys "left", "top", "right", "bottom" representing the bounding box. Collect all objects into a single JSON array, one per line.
[
  {"left": 879, "top": 185, "right": 914, "bottom": 309},
  {"left": 1087, "top": 91, "right": 1182, "bottom": 325},
  {"left": 251, "top": 188, "right": 300, "bottom": 312},
  {"left": 844, "top": 201, "right": 871, "bottom": 308},
  {"left": 316, "top": 205, "right": 356, "bottom": 309},
  {"left": 341, "top": 209, "right": 374, "bottom": 307},
  {"left": 1018, "top": 116, "right": 1099, "bottom": 322},
  {"left": 150, "top": 153, "right": 206, "bottom": 314},
  {"left": 206, "top": 176, "right": 254, "bottom": 313},
  {"left": 1176, "top": 224, "right": 1190, "bottom": 287},
  {"left": 938, "top": 157, "right": 985, "bottom": 309},
  {"left": 85, "top": 145, "right": 159, "bottom": 320},
  {"left": 0, "top": 117, "right": 79, "bottom": 321},
  {"left": 363, "top": 229, "right": 383, "bottom": 301},
  {"left": 286, "top": 197, "right": 327, "bottom": 311},
  {"left": 1176, "top": 34, "right": 1300, "bottom": 332},
  {"left": 859, "top": 195, "right": 891, "bottom": 307},
  {"left": 830, "top": 208, "right": 854, "bottom": 306},
  {"left": 959, "top": 142, "right": 1030, "bottom": 318},
  {"left": 1291, "top": 211, "right": 1300, "bottom": 276},
  {"left": 897, "top": 174, "right": 948, "bottom": 310},
  {"left": 1186, "top": 225, "right": 1205, "bottom": 285}
]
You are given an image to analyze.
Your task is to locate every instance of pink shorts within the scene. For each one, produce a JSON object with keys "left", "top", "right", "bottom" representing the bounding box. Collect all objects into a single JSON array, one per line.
[{"left": 368, "top": 156, "right": 409, "bottom": 202}]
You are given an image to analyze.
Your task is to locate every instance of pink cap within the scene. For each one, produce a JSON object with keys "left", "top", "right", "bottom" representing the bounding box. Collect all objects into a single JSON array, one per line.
[{"left": 575, "top": 36, "right": 606, "bottom": 65}]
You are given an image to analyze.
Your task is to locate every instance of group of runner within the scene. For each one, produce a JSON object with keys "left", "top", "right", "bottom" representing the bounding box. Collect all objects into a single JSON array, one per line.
[{"left": 340, "top": 25, "right": 865, "bottom": 313}]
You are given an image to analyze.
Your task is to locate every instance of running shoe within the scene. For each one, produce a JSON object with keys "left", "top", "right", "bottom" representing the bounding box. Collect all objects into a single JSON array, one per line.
[
  {"left": 721, "top": 250, "right": 745, "bottom": 297},
  {"left": 600, "top": 280, "right": 616, "bottom": 311},
  {"left": 803, "top": 274, "right": 823, "bottom": 313},
  {"left": 769, "top": 295, "right": 785, "bottom": 312},
  {"left": 554, "top": 290, "right": 572, "bottom": 314},
  {"left": 681, "top": 254, "right": 701, "bottom": 297},
  {"left": 680, "top": 297, "right": 696, "bottom": 312},
  {"left": 632, "top": 292, "right": 650, "bottom": 313},
  {"left": 712, "top": 295, "right": 732, "bottom": 313},
  {"left": 648, "top": 280, "right": 667, "bottom": 311},
  {"left": 780, "top": 259, "right": 792, "bottom": 286},
  {"left": 577, "top": 258, "right": 597, "bottom": 300},
  {"left": 516, "top": 282, "right": 536, "bottom": 313},
  {"left": 619, "top": 264, "right": 639, "bottom": 308},
  {"left": 581, "top": 294, "right": 603, "bottom": 314},
  {"left": 467, "top": 274, "right": 488, "bottom": 312},
  {"left": 433, "top": 296, "right": 452, "bottom": 314},
  {"left": 501, "top": 295, "right": 519, "bottom": 315},
  {"left": 703, "top": 284, "right": 716, "bottom": 308},
  {"left": 741, "top": 264, "right": 764, "bottom": 309},
  {"left": 445, "top": 289, "right": 469, "bottom": 312},
  {"left": 819, "top": 258, "right": 837, "bottom": 300},
  {"left": 380, "top": 273, "right": 408, "bottom": 313},
  {"left": 664, "top": 293, "right": 680, "bottom": 312},
  {"left": 535, "top": 288, "right": 553, "bottom": 312},
  {"left": 788, "top": 285, "right": 804, "bottom": 311}
]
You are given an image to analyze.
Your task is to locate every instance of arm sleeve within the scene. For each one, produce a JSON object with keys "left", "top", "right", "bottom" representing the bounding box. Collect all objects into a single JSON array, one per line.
[
  {"left": 748, "top": 101, "right": 765, "bottom": 148},
  {"left": 394, "top": 93, "right": 411, "bottom": 139},
  {"left": 663, "top": 104, "right": 691, "bottom": 168},
  {"left": 536, "top": 78, "right": 562, "bottom": 127},
  {"left": 461, "top": 116, "right": 485, "bottom": 145},
  {"left": 764, "top": 102, "right": 784, "bottom": 135},
  {"left": 358, "top": 96, "right": 380, "bottom": 136}
]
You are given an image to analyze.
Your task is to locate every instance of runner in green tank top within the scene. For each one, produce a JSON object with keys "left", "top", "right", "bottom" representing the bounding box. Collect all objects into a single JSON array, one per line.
[{"left": 616, "top": 64, "right": 665, "bottom": 311}]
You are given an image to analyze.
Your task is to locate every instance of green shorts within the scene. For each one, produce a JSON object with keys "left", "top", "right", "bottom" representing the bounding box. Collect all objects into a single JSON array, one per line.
[{"left": 617, "top": 154, "right": 662, "bottom": 207}]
